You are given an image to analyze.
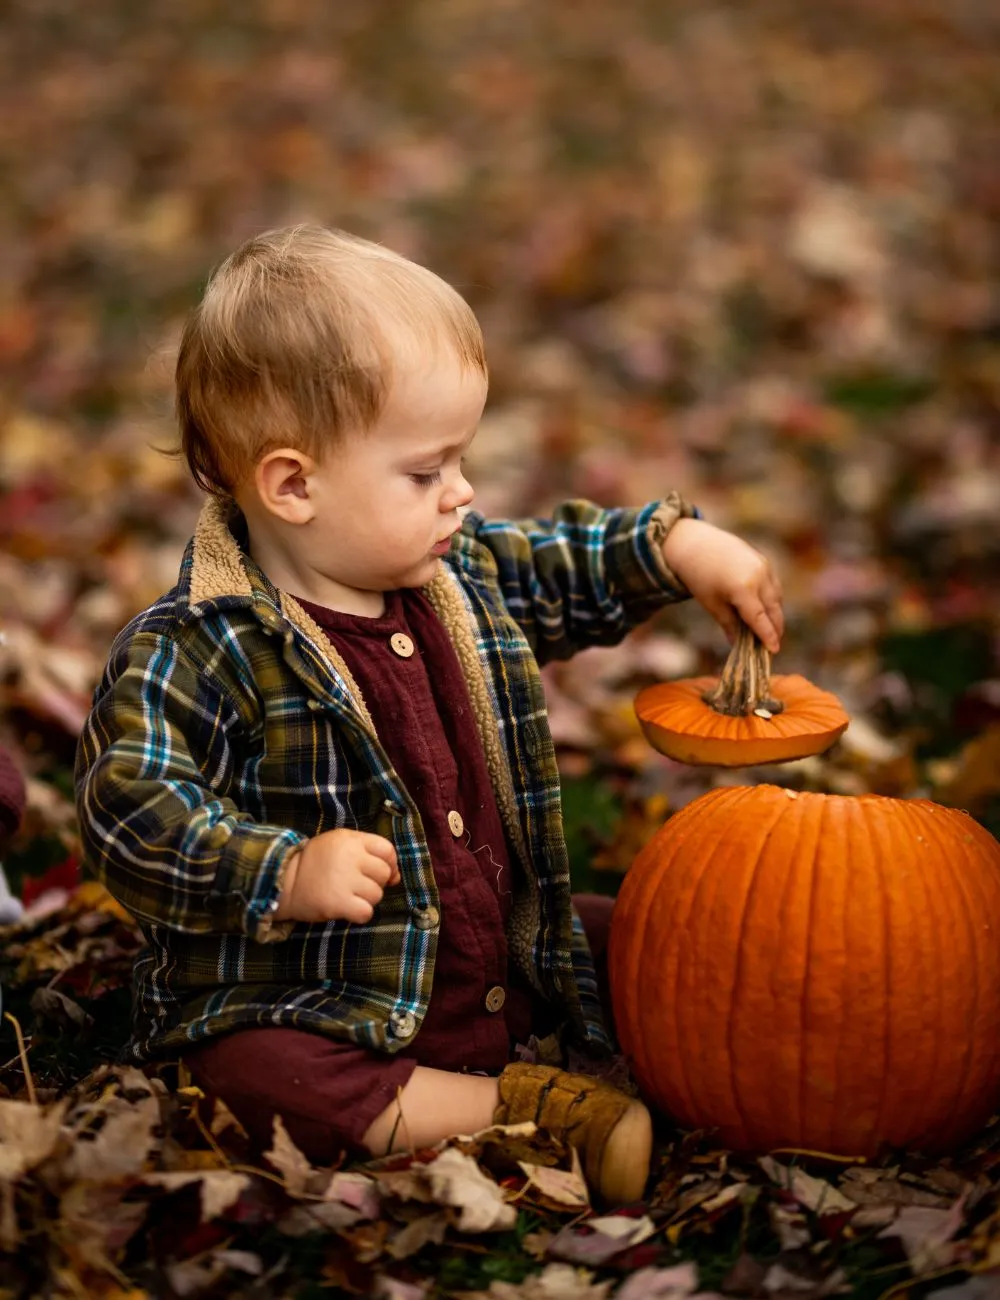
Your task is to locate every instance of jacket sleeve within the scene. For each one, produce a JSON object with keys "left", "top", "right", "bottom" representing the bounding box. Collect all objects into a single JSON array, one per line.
[
  {"left": 463, "top": 491, "right": 698, "bottom": 664},
  {"left": 74, "top": 630, "right": 304, "bottom": 940}
]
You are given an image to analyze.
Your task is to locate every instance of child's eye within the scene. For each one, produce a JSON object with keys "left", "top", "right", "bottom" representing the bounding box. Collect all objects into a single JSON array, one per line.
[{"left": 410, "top": 471, "right": 442, "bottom": 487}]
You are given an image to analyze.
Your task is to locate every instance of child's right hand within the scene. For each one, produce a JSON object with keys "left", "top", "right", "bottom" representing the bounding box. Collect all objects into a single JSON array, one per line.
[{"left": 274, "top": 829, "right": 401, "bottom": 924}]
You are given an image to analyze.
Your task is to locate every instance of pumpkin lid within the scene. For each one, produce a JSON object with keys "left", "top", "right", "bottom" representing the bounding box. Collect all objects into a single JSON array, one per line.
[{"left": 634, "top": 623, "right": 850, "bottom": 767}]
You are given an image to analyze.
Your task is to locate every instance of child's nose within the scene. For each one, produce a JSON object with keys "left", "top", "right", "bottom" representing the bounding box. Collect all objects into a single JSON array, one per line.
[{"left": 444, "top": 474, "right": 474, "bottom": 511}]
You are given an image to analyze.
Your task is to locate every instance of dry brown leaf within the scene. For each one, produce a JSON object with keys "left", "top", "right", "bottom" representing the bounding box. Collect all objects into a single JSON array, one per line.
[
  {"left": 423, "top": 1147, "right": 517, "bottom": 1233},
  {"left": 56, "top": 1182, "right": 149, "bottom": 1272},
  {"left": 0, "top": 1098, "right": 67, "bottom": 1181},
  {"left": 264, "top": 1114, "right": 315, "bottom": 1197},
  {"left": 142, "top": 1169, "right": 251, "bottom": 1221},
  {"left": 877, "top": 1201, "right": 967, "bottom": 1272},
  {"left": 758, "top": 1158, "right": 856, "bottom": 1215},
  {"left": 384, "top": 1208, "right": 450, "bottom": 1260},
  {"left": 61, "top": 1092, "right": 159, "bottom": 1183},
  {"left": 463, "top": 1262, "right": 612, "bottom": 1299},
  {"left": 517, "top": 1155, "right": 590, "bottom": 1213}
]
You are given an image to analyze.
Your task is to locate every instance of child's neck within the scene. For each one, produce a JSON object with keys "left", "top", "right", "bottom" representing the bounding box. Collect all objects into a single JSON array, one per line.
[
  {"left": 301, "top": 587, "right": 387, "bottom": 618},
  {"left": 245, "top": 532, "right": 386, "bottom": 619}
]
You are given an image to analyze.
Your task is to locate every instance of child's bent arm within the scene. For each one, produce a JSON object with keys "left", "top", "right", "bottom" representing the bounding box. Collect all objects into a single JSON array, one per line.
[
  {"left": 75, "top": 632, "right": 304, "bottom": 941},
  {"left": 462, "top": 492, "right": 698, "bottom": 664}
]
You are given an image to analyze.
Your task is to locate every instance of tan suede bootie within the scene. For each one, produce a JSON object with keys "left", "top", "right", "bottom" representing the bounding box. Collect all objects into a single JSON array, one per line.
[{"left": 495, "top": 1062, "right": 653, "bottom": 1206}]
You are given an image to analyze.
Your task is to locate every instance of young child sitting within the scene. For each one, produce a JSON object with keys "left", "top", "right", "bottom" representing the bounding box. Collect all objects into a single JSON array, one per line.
[{"left": 75, "top": 225, "right": 783, "bottom": 1205}]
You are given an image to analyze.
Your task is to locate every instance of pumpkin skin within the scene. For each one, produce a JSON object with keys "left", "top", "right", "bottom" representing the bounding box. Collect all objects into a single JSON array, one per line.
[
  {"left": 634, "top": 676, "right": 850, "bottom": 767},
  {"left": 609, "top": 785, "right": 1000, "bottom": 1158}
]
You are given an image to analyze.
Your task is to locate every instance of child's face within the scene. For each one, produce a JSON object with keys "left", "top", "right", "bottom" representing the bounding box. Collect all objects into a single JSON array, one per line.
[{"left": 301, "top": 350, "right": 486, "bottom": 607}]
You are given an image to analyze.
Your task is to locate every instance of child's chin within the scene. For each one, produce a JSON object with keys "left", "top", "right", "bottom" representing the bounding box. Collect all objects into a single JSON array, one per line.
[{"left": 394, "top": 557, "right": 438, "bottom": 586}]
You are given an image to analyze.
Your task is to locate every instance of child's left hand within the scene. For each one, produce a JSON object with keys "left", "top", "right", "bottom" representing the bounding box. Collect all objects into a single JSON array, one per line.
[{"left": 660, "top": 517, "right": 784, "bottom": 654}]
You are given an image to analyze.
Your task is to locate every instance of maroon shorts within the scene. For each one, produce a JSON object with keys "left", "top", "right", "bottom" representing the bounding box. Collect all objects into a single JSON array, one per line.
[{"left": 183, "top": 893, "right": 615, "bottom": 1163}]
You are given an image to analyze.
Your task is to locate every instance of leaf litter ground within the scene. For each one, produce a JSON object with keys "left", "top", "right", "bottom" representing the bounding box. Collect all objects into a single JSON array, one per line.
[{"left": 1, "top": 878, "right": 1000, "bottom": 1298}]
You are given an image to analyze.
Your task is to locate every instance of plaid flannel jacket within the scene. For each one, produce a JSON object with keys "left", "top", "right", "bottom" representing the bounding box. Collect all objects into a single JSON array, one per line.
[{"left": 75, "top": 492, "right": 695, "bottom": 1061}]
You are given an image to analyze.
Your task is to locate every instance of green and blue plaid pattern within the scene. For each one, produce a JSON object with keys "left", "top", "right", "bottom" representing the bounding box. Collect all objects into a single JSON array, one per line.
[{"left": 75, "top": 495, "right": 693, "bottom": 1061}]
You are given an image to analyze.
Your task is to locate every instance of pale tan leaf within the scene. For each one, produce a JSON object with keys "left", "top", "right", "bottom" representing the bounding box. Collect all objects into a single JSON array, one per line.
[
  {"left": 758, "top": 1158, "right": 856, "bottom": 1215},
  {"left": 264, "top": 1114, "right": 314, "bottom": 1196},
  {"left": 0, "top": 1098, "right": 67, "bottom": 1181},
  {"left": 517, "top": 1157, "right": 590, "bottom": 1212},
  {"left": 142, "top": 1170, "right": 250, "bottom": 1221},
  {"left": 384, "top": 1208, "right": 450, "bottom": 1260},
  {"left": 62, "top": 1097, "right": 159, "bottom": 1182},
  {"left": 423, "top": 1147, "right": 517, "bottom": 1232}
]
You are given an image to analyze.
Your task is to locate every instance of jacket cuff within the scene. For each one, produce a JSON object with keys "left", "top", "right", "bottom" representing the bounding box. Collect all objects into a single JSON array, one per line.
[
  {"left": 642, "top": 491, "right": 701, "bottom": 595},
  {"left": 250, "top": 841, "right": 301, "bottom": 944}
]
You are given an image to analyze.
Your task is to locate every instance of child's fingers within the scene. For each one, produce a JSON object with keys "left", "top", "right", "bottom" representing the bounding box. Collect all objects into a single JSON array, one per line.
[
  {"left": 740, "top": 603, "right": 781, "bottom": 654},
  {"left": 341, "top": 895, "right": 376, "bottom": 925},
  {"left": 361, "top": 833, "right": 399, "bottom": 867},
  {"left": 360, "top": 833, "right": 400, "bottom": 885},
  {"left": 359, "top": 854, "right": 396, "bottom": 888},
  {"left": 353, "top": 872, "right": 388, "bottom": 907}
]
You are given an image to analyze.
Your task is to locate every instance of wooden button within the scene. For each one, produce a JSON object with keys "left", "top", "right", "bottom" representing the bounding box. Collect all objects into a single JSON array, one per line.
[
  {"left": 390, "top": 633, "right": 415, "bottom": 658},
  {"left": 484, "top": 986, "right": 506, "bottom": 1013},
  {"left": 447, "top": 810, "right": 464, "bottom": 838},
  {"left": 412, "top": 905, "right": 440, "bottom": 930}
]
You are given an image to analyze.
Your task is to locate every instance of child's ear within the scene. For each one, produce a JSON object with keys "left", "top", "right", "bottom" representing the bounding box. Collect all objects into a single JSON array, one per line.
[{"left": 254, "top": 449, "right": 318, "bottom": 524}]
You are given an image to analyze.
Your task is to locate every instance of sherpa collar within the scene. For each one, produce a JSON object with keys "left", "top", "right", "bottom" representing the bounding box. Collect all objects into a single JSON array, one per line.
[{"left": 182, "top": 497, "right": 530, "bottom": 872}]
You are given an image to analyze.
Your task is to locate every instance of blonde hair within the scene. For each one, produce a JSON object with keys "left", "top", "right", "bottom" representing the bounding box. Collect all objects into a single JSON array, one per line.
[{"left": 175, "top": 224, "right": 487, "bottom": 495}]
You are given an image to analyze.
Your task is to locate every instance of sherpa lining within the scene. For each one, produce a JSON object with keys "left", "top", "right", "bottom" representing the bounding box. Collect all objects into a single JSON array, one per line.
[
  {"left": 188, "top": 497, "right": 253, "bottom": 605},
  {"left": 185, "top": 498, "right": 537, "bottom": 960}
]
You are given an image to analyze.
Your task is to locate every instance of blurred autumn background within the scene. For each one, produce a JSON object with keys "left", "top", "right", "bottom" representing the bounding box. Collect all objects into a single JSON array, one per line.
[{"left": 0, "top": 0, "right": 999, "bottom": 1292}]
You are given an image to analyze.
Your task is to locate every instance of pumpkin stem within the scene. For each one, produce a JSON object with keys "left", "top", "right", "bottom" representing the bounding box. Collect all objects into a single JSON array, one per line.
[{"left": 702, "top": 622, "right": 785, "bottom": 718}]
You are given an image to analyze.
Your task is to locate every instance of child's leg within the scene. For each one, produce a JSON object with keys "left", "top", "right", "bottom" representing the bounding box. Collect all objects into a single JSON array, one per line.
[
  {"left": 362, "top": 1067, "right": 499, "bottom": 1154},
  {"left": 364, "top": 1060, "right": 651, "bottom": 1207}
]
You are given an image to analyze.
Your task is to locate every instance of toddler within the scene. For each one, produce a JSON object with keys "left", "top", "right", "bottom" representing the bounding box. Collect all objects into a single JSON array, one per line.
[{"left": 75, "top": 225, "right": 783, "bottom": 1205}]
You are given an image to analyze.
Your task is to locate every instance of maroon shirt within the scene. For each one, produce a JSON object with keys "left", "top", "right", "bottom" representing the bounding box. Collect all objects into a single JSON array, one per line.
[
  {"left": 297, "top": 586, "right": 541, "bottom": 1068},
  {"left": 186, "top": 585, "right": 586, "bottom": 1158}
]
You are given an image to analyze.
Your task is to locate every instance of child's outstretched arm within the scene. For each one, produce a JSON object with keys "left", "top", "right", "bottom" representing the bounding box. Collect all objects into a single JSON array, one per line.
[
  {"left": 461, "top": 492, "right": 776, "bottom": 665},
  {"left": 659, "top": 516, "right": 784, "bottom": 653}
]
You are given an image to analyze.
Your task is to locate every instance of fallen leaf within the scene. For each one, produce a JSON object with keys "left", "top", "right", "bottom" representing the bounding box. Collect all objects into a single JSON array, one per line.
[
  {"left": 0, "top": 1098, "right": 67, "bottom": 1181},
  {"left": 62, "top": 1097, "right": 159, "bottom": 1182},
  {"left": 373, "top": 1277, "right": 430, "bottom": 1300},
  {"left": 384, "top": 1208, "right": 450, "bottom": 1260},
  {"left": 518, "top": 1157, "right": 590, "bottom": 1212},
  {"left": 469, "top": 1262, "right": 612, "bottom": 1298},
  {"left": 165, "top": 1247, "right": 263, "bottom": 1297},
  {"left": 548, "top": 1214, "right": 656, "bottom": 1266},
  {"left": 613, "top": 1263, "right": 705, "bottom": 1299},
  {"left": 323, "top": 1169, "right": 381, "bottom": 1217},
  {"left": 423, "top": 1147, "right": 516, "bottom": 1233},
  {"left": 758, "top": 1159, "right": 857, "bottom": 1215},
  {"left": 142, "top": 1169, "right": 251, "bottom": 1221},
  {"left": 839, "top": 1167, "right": 958, "bottom": 1208},
  {"left": 761, "top": 1261, "right": 850, "bottom": 1295},
  {"left": 877, "top": 1201, "right": 966, "bottom": 1271},
  {"left": 264, "top": 1114, "right": 315, "bottom": 1196}
]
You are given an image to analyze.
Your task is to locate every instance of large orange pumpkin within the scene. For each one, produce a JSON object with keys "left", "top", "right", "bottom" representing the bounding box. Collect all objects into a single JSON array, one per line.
[{"left": 609, "top": 784, "right": 1000, "bottom": 1158}]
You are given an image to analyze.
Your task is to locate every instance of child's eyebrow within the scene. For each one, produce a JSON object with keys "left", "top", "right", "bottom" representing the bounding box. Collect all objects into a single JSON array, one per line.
[{"left": 406, "top": 431, "right": 476, "bottom": 460}]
